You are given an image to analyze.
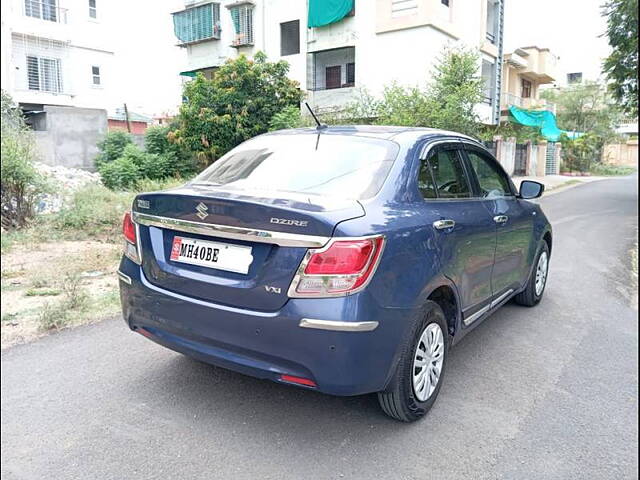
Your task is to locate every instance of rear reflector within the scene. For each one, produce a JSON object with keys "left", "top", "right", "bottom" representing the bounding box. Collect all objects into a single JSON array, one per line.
[{"left": 280, "top": 374, "right": 317, "bottom": 387}]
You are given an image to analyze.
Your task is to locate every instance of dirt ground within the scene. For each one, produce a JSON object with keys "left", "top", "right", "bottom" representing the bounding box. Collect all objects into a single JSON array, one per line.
[{"left": 1, "top": 241, "right": 122, "bottom": 348}]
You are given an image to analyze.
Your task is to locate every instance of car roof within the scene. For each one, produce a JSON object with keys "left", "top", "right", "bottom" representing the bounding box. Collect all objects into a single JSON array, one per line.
[{"left": 265, "top": 125, "right": 482, "bottom": 146}]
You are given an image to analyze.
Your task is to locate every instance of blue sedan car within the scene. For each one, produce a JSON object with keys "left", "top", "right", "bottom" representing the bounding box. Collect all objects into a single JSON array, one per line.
[{"left": 118, "top": 126, "right": 552, "bottom": 422}]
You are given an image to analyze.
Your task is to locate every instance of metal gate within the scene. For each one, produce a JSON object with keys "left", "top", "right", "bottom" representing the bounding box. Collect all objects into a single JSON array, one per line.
[
  {"left": 483, "top": 141, "right": 497, "bottom": 157},
  {"left": 546, "top": 142, "right": 557, "bottom": 175},
  {"left": 514, "top": 144, "right": 527, "bottom": 176}
]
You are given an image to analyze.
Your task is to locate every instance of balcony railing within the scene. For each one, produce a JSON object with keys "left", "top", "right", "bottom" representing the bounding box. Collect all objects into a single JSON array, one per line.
[
  {"left": 24, "top": 0, "right": 68, "bottom": 23},
  {"left": 502, "top": 93, "right": 556, "bottom": 114}
]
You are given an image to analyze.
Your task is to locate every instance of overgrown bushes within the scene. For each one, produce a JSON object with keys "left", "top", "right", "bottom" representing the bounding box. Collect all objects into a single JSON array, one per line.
[
  {"left": 96, "top": 126, "right": 197, "bottom": 190},
  {"left": 1, "top": 90, "right": 47, "bottom": 229}
]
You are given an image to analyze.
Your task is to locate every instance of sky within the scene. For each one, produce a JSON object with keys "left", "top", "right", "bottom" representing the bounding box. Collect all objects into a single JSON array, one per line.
[
  {"left": 117, "top": 0, "right": 612, "bottom": 115},
  {"left": 504, "top": 0, "right": 611, "bottom": 85}
]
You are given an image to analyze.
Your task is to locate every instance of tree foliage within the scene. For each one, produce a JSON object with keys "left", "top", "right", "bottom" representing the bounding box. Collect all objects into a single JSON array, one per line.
[
  {"left": 602, "top": 0, "right": 638, "bottom": 117},
  {"left": 541, "top": 81, "right": 621, "bottom": 157},
  {"left": 1, "top": 90, "right": 47, "bottom": 229},
  {"left": 346, "top": 46, "right": 485, "bottom": 136},
  {"left": 173, "top": 52, "right": 304, "bottom": 165}
]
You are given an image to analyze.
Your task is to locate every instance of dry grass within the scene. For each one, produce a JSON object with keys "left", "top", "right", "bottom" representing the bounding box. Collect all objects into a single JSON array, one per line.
[{"left": 1, "top": 240, "right": 122, "bottom": 348}]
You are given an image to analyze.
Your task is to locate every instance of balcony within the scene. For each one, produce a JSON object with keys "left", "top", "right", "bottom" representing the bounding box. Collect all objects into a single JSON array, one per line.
[
  {"left": 514, "top": 47, "right": 557, "bottom": 84},
  {"left": 502, "top": 93, "right": 556, "bottom": 114}
]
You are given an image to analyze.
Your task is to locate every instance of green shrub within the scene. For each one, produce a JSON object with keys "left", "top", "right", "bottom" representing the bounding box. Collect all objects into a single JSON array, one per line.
[
  {"left": 269, "top": 105, "right": 302, "bottom": 131},
  {"left": 1, "top": 90, "right": 48, "bottom": 229},
  {"left": 144, "top": 125, "right": 198, "bottom": 177},
  {"left": 54, "top": 183, "right": 133, "bottom": 233},
  {"left": 95, "top": 130, "right": 133, "bottom": 166},
  {"left": 589, "top": 163, "right": 637, "bottom": 176},
  {"left": 99, "top": 154, "right": 141, "bottom": 190}
]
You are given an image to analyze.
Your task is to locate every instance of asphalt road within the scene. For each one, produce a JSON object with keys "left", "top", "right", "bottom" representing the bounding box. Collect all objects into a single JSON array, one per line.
[{"left": 2, "top": 175, "right": 638, "bottom": 480}]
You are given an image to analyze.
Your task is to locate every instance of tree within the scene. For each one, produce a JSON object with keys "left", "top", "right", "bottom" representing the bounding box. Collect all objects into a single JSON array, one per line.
[
  {"left": 602, "top": 0, "right": 638, "bottom": 117},
  {"left": 172, "top": 52, "right": 304, "bottom": 165},
  {"left": 1, "top": 90, "right": 47, "bottom": 229},
  {"left": 541, "top": 81, "right": 621, "bottom": 158},
  {"left": 345, "top": 46, "right": 485, "bottom": 137}
]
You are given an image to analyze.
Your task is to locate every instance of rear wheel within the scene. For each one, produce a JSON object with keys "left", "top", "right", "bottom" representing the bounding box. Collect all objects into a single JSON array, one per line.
[
  {"left": 377, "top": 301, "right": 448, "bottom": 422},
  {"left": 514, "top": 242, "right": 550, "bottom": 307}
]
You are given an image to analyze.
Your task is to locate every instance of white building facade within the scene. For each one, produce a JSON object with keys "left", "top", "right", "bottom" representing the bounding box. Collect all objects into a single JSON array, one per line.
[
  {"left": 1, "top": 0, "right": 116, "bottom": 113},
  {"left": 173, "top": 0, "right": 505, "bottom": 124},
  {"left": 1, "top": 0, "right": 119, "bottom": 168}
]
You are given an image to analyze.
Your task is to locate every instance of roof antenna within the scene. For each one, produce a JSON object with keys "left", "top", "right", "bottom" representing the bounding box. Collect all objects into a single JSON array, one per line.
[{"left": 305, "top": 102, "right": 327, "bottom": 131}]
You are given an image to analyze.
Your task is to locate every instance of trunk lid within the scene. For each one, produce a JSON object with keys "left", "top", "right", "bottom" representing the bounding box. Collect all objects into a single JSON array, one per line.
[{"left": 133, "top": 186, "right": 364, "bottom": 311}]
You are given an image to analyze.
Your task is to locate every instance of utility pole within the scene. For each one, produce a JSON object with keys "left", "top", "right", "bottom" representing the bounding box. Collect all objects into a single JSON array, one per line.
[{"left": 123, "top": 103, "right": 131, "bottom": 133}]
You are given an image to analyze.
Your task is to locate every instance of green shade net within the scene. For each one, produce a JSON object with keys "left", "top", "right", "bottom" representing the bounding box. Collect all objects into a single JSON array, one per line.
[
  {"left": 509, "top": 106, "right": 583, "bottom": 142},
  {"left": 308, "top": 0, "right": 354, "bottom": 28},
  {"left": 173, "top": 4, "right": 214, "bottom": 43}
]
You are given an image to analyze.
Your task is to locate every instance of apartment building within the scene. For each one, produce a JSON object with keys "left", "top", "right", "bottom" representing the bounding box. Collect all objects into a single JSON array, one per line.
[
  {"left": 500, "top": 46, "right": 558, "bottom": 120},
  {"left": 1, "top": 0, "right": 116, "bottom": 168},
  {"left": 172, "top": 0, "right": 505, "bottom": 124}
]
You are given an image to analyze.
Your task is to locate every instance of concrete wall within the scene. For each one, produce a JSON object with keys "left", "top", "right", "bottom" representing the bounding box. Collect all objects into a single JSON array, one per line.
[
  {"left": 495, "top": 136, "right": 516, "bottom": 175},
  {"left": 33, "top": 106, "right": 107, "bottom": 170},
  {"left": 602, "top": 140, "right": 639, "bottom": 168}
]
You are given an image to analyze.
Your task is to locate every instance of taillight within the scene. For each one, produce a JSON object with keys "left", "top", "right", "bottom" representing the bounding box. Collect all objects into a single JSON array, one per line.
[
  {"left": 122, "top": 211, "right": 140, "bottom": 264},
  {"left": 289, "top": 236, "right": 385, "bottom": 297},
  {"left": 123, "top": 211, "right": 136, "bottom": 244}
]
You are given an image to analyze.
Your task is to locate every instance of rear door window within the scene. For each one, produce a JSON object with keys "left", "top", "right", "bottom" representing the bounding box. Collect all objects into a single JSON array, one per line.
[
  {"left": 192, "top": 134, "right": 399, "bottom": 200},
  {"left": 419, "top": 148, "right": 472, "bottom": 199}
]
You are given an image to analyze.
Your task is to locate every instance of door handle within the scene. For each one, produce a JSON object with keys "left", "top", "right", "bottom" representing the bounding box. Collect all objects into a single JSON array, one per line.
[
  {"left": 493, "top": 215, "right": 508, "bottom": 224},
  {"left": 433, "top": 219, "right": 456, "bottom": 230}
]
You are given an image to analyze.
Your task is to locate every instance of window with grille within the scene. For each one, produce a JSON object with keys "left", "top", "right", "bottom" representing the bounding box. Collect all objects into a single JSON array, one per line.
[
  {"left": 481, "top": 59, "right": 495, "bottom": 105},
  {"left": 27, "top": 55, "right": 63, "bottom": 93},
  {"left": 25, "top": 0, "right": 58, "bottom": 22},
  {"left": 280, "top": 20, "right": 300, "bottom": 56},
  {"left": 173, "top": 3, "right": 221, "bottom": 44},
  {"left": 521, "top": 78, "right": 532, "bottom": 98},
  {"left": 346, "top": 62, "right": 355, "bottom": 85},
  {"left": 486, "top": 0, "right": 498, "bottom": 44},
  {"left": 92, "top": 66, "right": 101, "bottom": 86},
  {"left": 89, "top": 0, "right": 97, "bottom": 19},
  {"left": 229, "top": 4, "right": 254, "bottom": 47}
]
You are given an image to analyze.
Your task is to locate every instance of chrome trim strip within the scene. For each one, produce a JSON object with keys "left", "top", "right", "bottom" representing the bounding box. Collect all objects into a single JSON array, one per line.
[
  {"left": 463, "top": 304, "right": 490, "bottom": 326},
  {"left": 299, "top": 318, "right": 379, "bottom": 332},
  {"left": 490, "top": 289, "right": 514, "bottom": 308},
  {"left": 463, "top": 289, "right": 515, "bottom": 326},
  {"left": 132, "top": 212, "right": 330, "bottom": 248},
  {"left": 117, "top": 271, "right": 132, "bottom": 285}
]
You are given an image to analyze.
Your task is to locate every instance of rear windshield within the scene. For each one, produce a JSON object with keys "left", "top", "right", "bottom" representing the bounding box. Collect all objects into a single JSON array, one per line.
[{"left": 191, "top": 134, "right": 399, "bottom": 200}]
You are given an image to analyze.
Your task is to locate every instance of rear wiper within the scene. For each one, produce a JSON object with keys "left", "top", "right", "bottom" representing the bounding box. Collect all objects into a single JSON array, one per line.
[{"left": 190, "top": 181, "right": 221, "bottom": 187}]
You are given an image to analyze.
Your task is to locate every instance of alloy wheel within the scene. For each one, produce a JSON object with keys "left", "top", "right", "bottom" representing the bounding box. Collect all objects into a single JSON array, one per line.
[
  {"left": 412, "top": 323, "right": 444, "bottom": 402},
  {"left": 535, "top": 251, "right": 549, "bottom": 296}
]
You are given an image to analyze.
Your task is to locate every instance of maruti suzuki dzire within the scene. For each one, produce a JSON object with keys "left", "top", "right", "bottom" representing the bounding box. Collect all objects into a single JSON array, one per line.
[{"left": 118, "top": 126, "right": 552, "bottom": 422}]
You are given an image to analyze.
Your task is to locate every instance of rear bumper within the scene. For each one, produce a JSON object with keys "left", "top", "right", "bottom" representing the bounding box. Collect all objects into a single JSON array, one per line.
[{"left": 118, "top": 257, "right": 414, "bottom": 396}]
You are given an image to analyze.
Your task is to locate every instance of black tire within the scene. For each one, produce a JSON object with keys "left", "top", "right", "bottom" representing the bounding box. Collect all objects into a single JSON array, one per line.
[
  {"left": 514, "top": 241, "right": 550, "bottom": 307},
  {"left": 377, "top": 301, "right": 449, "bottom": 422}
]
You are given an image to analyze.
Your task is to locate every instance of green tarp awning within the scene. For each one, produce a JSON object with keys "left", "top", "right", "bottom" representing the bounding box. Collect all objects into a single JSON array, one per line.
[
  {"left": 308, "top": 0, "right": 354, "bottom": 28},
  {"left": 509, "top": 106, "right": 583, "bottom": 142}
]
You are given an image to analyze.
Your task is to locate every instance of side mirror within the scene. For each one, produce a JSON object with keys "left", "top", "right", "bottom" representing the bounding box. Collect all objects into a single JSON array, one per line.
[{"left": 519, "top": 180, "right": 544, "bottom": 199}]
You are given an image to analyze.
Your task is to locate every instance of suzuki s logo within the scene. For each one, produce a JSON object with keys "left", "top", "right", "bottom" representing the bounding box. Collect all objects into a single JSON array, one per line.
[
  {"left": 196, "top": 202, "right": 208, "bottom": 220},
  {"left": 270, "top": 217, "right": 309, "bottom": 227},
  {"left": 264, "top": 286, "right": 281, "bottom": 294}
]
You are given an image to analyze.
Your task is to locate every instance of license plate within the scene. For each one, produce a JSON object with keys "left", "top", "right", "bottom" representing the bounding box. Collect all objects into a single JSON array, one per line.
[{"left": 170, "top": 236, "right": 253, "bottom": 274}]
